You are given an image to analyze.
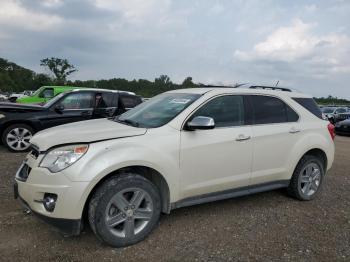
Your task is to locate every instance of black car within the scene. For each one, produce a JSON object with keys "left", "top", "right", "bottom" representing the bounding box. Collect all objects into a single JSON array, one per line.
[
  {"left": 0, "top": 89, "right": 142, "bottom": 152},
  {"left": 334, "top": 111, "right": 350, "bottom": 123},
  {"left": 335, "top": 119, "right": 350, "bottom": 136}
]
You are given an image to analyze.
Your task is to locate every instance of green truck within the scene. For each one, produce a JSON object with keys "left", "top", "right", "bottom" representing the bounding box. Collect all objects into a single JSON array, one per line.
[{"left": 16, "top": 86, "right": 84, "bottom": 104}]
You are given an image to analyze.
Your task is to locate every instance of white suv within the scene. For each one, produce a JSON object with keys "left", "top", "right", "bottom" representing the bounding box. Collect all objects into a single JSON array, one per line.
[{"left": 14, "top": 86, "right": 335, "bottom": 247}]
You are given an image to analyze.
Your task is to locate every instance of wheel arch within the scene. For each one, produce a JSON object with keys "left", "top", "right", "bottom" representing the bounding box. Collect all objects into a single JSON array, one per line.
[
  {"left": 82, "top": 165, "right": 171, "bottom": 224},
  {"left": 302, "top": 148, "right": 328, "bottom": 171},
  {"left": 0, "top": 120, "right": 38, "bottom": 138}
]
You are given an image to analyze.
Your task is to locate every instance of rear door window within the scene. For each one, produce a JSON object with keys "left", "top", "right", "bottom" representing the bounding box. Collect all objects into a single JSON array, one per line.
[
  {"left": 292, "top": 97, "right": 322, "bottom": 119},
  {"left": 250, "top": 95, "right": 299, "bottom": 124},
  {"left": 96, "top": 92, "right": 117, "bottom": 108}
]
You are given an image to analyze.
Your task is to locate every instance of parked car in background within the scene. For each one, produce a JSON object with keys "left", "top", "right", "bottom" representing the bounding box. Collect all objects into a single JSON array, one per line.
[
  {"left": 335, "top": 119, "right": 350, "bottom": 135},
  {"left": 0, "top": 88, "right": 142, "bottom": 152},
  {"left": 15, "top": 86, "right": 81, "bottom": 104},
  {"left": 8, "top": 91, "right": 29, "bottom": 102},
  {"left": 0, "top": 93, "right": 8, "bottom": 102},
  {"left": 321, "top": 107, "right": 348, "bottom": 123},
  {"left": 14, "top": 86, "right": 334, "bottom": 247},
  {"left": 333, "top": 110, "right": 350, "bottom": 123}
]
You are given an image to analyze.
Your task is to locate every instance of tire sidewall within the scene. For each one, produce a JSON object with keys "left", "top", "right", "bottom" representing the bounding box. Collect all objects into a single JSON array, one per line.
[
  {"left": 2, "top": 124, "right": 34, "bottom": 152},
  {"left": 92, "top": 175, "right": 161, "bottom": 247}
]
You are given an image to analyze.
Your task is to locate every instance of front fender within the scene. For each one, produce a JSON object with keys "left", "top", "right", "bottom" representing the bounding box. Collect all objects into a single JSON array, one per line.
[{"left": 62, "top": 133, "right": 180, "bottom": 217}]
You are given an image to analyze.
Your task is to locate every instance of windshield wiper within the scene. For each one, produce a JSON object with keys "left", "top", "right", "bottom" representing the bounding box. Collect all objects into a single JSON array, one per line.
[{"left": 116, "top": 118, "right": 139, "bottom": 127}]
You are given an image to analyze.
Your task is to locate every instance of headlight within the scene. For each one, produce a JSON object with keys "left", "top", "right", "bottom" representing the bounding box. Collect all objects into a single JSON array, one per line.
[
  {"left": 40, "top": 144, "right": 89, "bottom": 173},
  {"left": 0, "top": 114, "right": 5, "bottom": 119}
]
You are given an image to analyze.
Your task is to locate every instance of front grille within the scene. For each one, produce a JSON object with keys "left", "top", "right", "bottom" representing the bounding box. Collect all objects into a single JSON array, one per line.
[
  {"left": 29, "top": 145, "right": 40, "bottom": 159},
  {"left": 16, "top": 163, "right": 31, "bottom": 182}
]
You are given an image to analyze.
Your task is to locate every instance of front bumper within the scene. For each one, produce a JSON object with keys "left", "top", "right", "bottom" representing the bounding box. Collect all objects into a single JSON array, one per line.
[
  {"left": 14, "top": 155, "right": 90, "bottom": 235},
  {"left": 14, "top": 183, "right": 81, "bottom": 235}
]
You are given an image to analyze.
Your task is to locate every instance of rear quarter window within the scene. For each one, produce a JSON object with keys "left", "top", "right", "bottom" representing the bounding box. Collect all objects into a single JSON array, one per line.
[{"left": 292, "top": 98, "right": 322, "bottom": 119}]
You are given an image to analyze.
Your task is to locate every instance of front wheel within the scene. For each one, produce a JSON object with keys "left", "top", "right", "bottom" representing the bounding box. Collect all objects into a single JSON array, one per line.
[
  {"left": 288, "top": 155, "right": 325, "bottom": 201},
  {"left": 88, "top": 174, "right": 161, "bottom": 247},
  {"left": 2, "top": 124, "right": 34, "bottom": 152}
]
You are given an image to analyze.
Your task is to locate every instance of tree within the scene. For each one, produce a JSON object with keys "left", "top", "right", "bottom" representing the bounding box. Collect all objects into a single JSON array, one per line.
[
  {"left": 155, "top": 74, "right": 172, "bottom": 87},
  {"left": 182, "top": 76, "right": 195, "bottom": 87},
  {"left": 40, "top": 57, "right": 77, "bottom": 84}
]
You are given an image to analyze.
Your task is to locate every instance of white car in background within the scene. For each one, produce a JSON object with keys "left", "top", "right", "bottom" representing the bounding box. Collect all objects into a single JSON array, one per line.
[
  {"left": 8, "top": 90, "right": 34, "bottom": 102},
  {"left": 0, "top": 94, "right": 8, "bottom": 101},
  {"left": 15, "top": 85, "right": 335, "bottom": 247}
]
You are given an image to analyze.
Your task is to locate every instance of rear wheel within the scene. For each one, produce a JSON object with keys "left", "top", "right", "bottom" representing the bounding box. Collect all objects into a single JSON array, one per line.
[
  {"left": 88, "top": 174, "right": 161, "bottom": 247},
  {"left": 2, "top": 124, "right": 34, "bottom": 152},
  {"left": 288, "top": 155, "right": 324, "bottom": 201}
]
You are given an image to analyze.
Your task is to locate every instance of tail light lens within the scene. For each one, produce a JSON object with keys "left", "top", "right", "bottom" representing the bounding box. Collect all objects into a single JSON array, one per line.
[{"left": 327, "top": 123, "right": 335, "bottom": 140}]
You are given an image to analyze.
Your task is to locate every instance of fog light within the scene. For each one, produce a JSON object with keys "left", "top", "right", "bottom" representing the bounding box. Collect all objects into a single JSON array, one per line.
[{"left": 43, "top": 193, "right": 57, "bottom": 212}]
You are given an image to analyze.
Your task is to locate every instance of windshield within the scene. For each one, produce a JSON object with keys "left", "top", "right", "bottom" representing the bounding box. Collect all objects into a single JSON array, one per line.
[
  {"left": 115, "top": 93, "right": 201, "bottom": 128},
  {"left": 32, "top": 87, "right": 45, "bottom": 97},
  {"left": 322, "top": 108, "right": 335, "bottom": 113},
  {"left": 43, "top": 92, "right": 65, "bottom": 108}
]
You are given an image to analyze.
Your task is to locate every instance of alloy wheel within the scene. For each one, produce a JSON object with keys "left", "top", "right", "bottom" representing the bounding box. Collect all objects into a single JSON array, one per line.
[
  {"left": 299, "top": 162, "right": 321, "bottom": 196},
  {"left": 105, "top": 188, "right": 154, "bottom": 238},
  {"left": 6, "top": 127, "right": 32, "bottom": 151}
]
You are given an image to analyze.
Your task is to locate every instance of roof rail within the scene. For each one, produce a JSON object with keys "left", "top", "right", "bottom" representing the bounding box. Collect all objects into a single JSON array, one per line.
[
  {"left": 197, "top": 83, "right": 246, "bottom": 88},
  {"left": 249, "top": 85, "right": 292, "bottom": 92}
]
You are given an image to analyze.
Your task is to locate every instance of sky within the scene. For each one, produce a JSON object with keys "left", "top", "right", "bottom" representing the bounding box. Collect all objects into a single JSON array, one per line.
[{"left": 0, "top": 0, "right": 349, "bottom": 98}]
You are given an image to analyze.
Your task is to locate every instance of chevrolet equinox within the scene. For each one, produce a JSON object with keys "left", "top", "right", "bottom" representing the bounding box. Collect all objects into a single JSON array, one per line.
[{"left": 14, "top": 86, "right": 335, "bottom": 247}]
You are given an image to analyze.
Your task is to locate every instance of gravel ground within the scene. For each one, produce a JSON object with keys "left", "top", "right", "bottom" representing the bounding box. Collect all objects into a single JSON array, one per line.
[{"left": 0, "top": 137, "right": 349, "bottom": 262}]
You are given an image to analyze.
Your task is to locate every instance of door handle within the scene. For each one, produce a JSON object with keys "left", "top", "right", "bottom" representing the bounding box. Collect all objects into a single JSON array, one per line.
[
  {"left": 289, "top": 127, "right": 301, "bottom": 134},
  {"left": 235, "top": 134, "right": 251, "bottom": 141}
]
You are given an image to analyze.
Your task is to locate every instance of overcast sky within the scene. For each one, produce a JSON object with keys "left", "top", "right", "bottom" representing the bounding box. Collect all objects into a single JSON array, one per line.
[{"left": 0, "top": 0, "right": 349, "bottom": 98}]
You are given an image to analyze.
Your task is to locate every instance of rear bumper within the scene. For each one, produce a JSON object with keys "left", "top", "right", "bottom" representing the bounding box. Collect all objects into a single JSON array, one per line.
[{"left": 15, "top": 182, "right": 81, "bottom": 236}]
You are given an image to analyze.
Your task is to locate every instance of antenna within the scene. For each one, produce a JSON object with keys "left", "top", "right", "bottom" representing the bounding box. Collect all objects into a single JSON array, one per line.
[{"left": 275, "top": 80, "right": 279, "bottom": 87}]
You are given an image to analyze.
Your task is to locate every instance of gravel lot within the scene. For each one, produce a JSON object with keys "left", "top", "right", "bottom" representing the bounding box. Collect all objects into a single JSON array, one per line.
[{"left": 0, "top": 136, "right": 349, "bottom": 262}]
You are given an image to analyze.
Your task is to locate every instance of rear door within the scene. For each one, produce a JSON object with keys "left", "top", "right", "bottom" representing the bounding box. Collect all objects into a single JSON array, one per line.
[
  {"left": 42, "top": 91, "right": 94, "bottom": 128},
  {"left": 247, "top": 95, "right": 300, "bottom": 185}
]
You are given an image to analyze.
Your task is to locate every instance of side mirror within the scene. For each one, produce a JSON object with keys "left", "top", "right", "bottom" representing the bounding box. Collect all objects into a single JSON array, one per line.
[
  {"left": 54, "top": 104, "right": 65, "bottom": 113},
  {"left": 186, "top": 116, "right": 215, "bottom": 131}
]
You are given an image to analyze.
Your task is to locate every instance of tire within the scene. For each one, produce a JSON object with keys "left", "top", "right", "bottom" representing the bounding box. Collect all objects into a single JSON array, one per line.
[
  {"left": 88, "top": 173, "right": 161, "bottom": 247},
  {"left": 2, "top": 124, "right": 34, "bottom": 152},
  {"left": 287, "top": 155, "right": 325, "bottom": 201}
]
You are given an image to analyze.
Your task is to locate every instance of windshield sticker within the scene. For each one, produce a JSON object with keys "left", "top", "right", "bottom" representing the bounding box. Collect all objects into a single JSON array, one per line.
[{"left": 169, "top": 98, "right": 191, "bottom": 104}]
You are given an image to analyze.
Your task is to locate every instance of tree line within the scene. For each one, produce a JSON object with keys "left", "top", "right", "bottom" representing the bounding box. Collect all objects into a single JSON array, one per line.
[
  {"left": 0, "top": 57, "right": 195, "bottom": 97},
  {"left": 0, "top": 57, "right": 348, "bottom": 104}
]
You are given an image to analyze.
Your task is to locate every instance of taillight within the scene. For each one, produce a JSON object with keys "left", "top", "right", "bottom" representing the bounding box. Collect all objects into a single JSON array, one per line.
[{"left": 327, "top": 123, "right": 335, "bottom": 140}]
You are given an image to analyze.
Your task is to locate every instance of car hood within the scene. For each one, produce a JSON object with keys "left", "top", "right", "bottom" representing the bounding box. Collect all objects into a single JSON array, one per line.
[
  {"left": 0, "top": 102, "right": 44, "bottom": 112},
  {"left": 30, "top": 118, "right": 147, "bottom": 151}
]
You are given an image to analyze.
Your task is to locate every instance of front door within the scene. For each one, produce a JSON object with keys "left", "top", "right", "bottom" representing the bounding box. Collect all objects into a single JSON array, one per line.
[
  {"left": 42, "top": 91, "right": 94, "bottom": 129},
  {"left": 180, "top": 95, "right": 253, "bottom": 199}
]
